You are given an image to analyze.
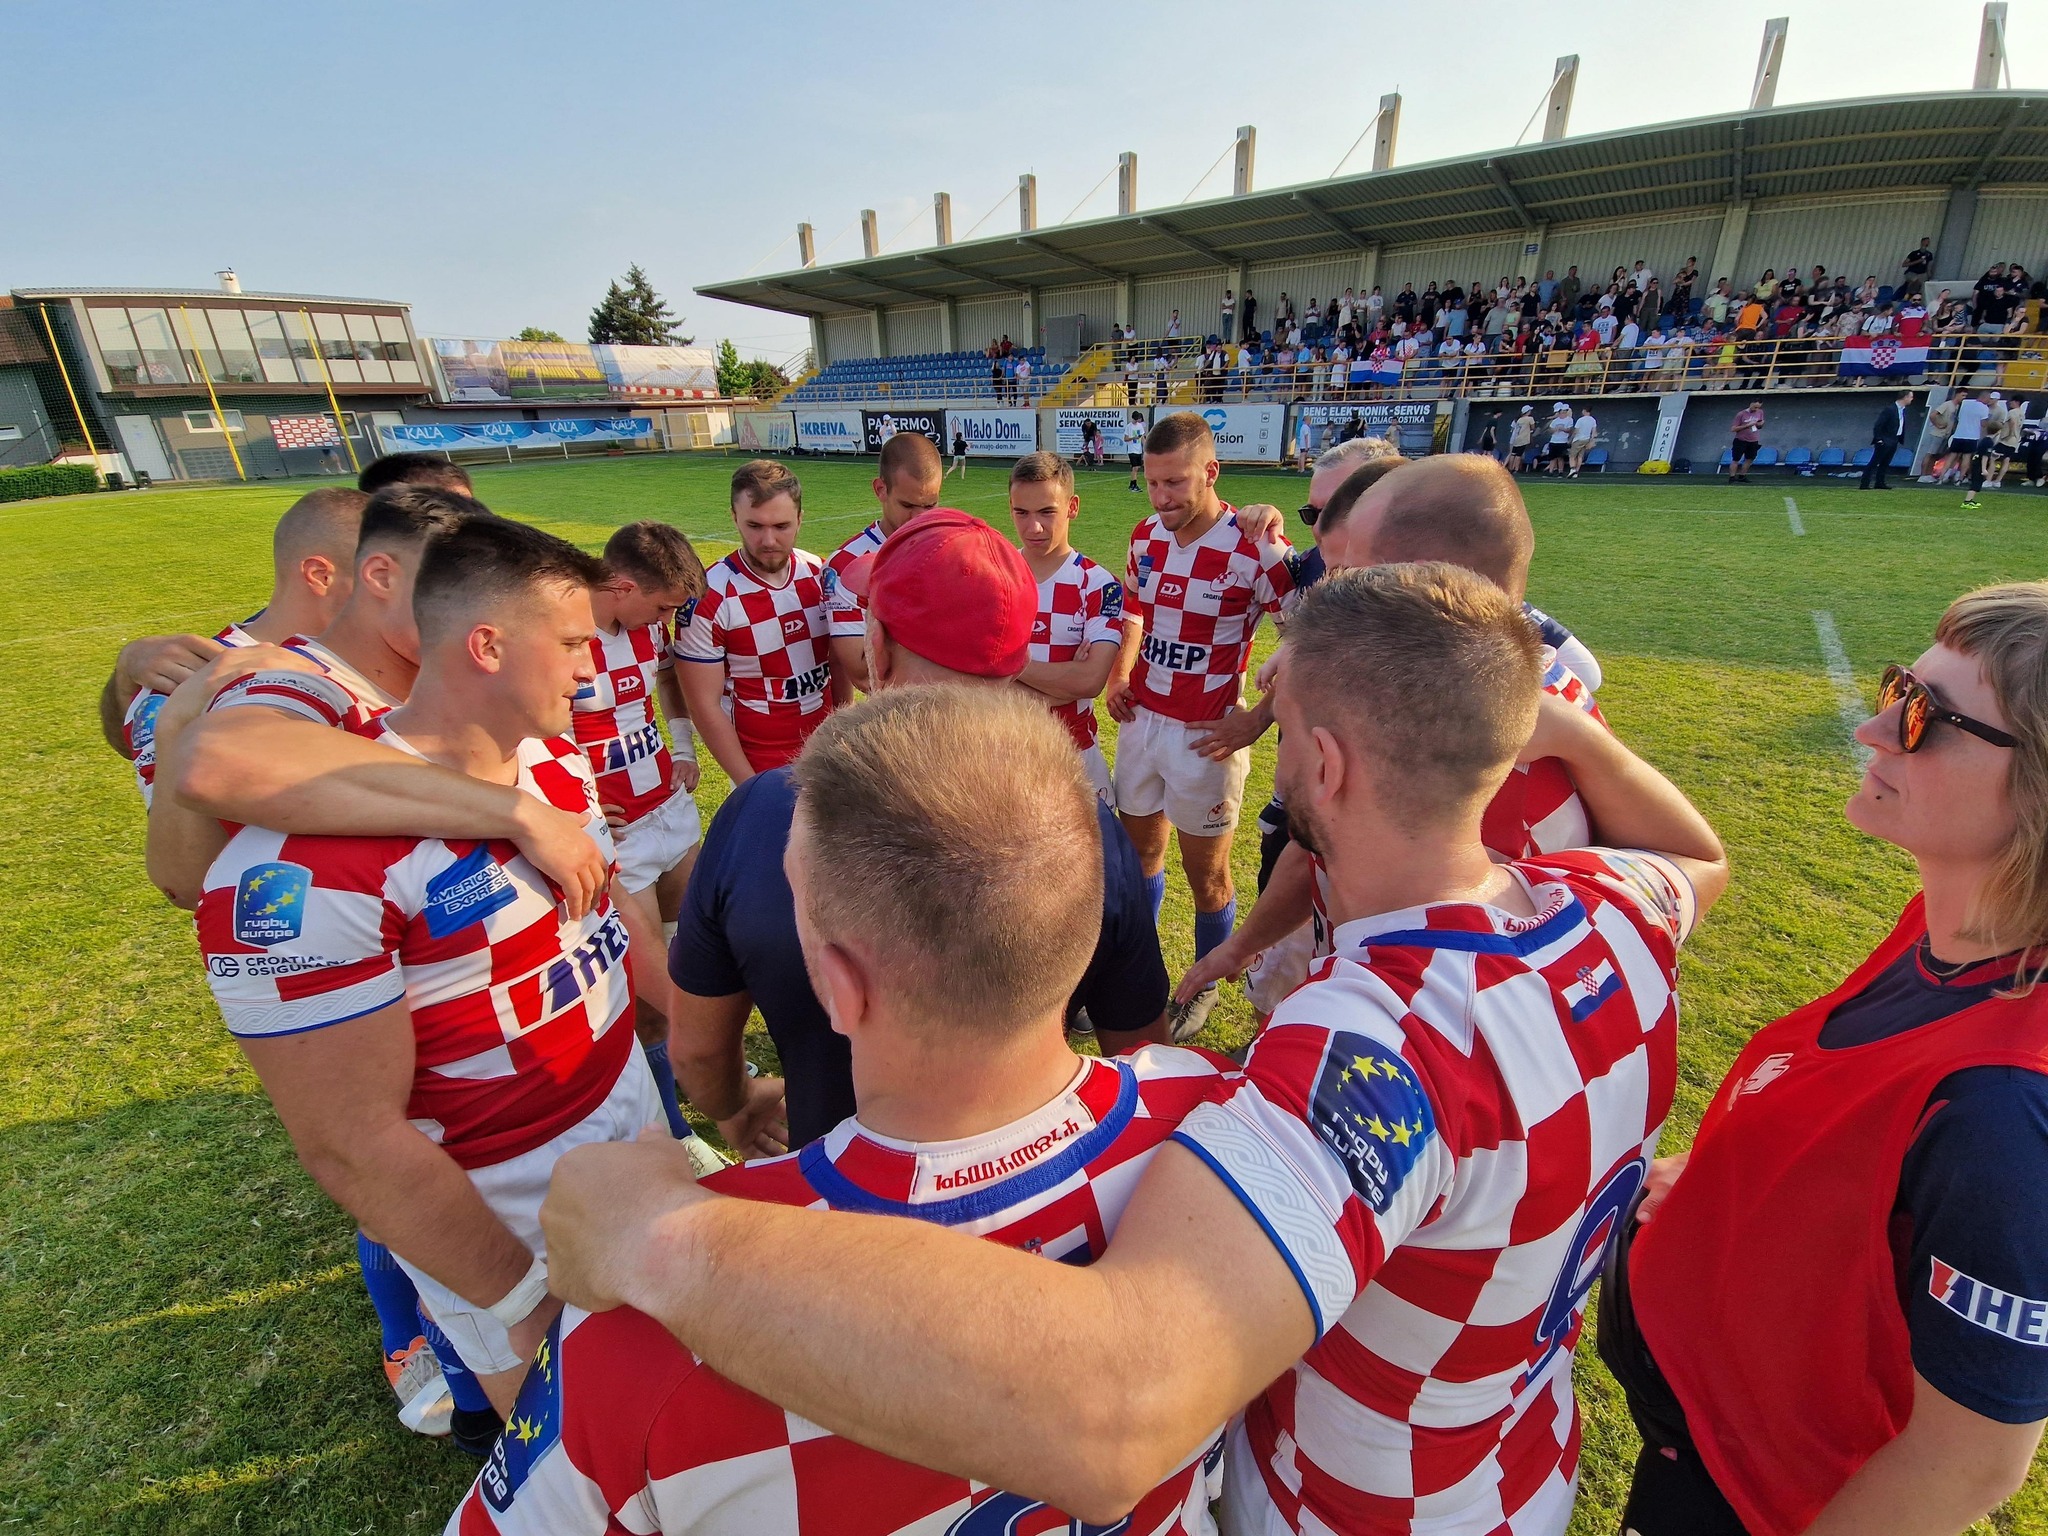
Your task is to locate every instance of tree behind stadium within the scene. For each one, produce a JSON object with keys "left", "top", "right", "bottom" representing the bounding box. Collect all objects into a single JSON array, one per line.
[{"left": 588, "top": 264, "right": 692, "bottom": 347}]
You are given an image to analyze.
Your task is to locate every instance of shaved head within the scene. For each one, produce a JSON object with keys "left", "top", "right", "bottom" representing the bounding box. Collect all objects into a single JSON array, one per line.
[
  {"left": 878, "top": 430, "right": 943, "bottom": 489},
  {"left": 273, "top": 487, "right": 368, "bottom": 574},
  {"left": 1325, "top": 456, "right": 1534, "bottom": 599}
]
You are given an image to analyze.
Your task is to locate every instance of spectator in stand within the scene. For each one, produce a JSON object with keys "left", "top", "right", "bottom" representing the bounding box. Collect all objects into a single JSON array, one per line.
[
  {"left": 1148, "top": 350, "right": 1169, "bottom": 407},
  {"left": 1538, "top": 268, "right": 1559, "bottom": 307},
  {"left": 1672, "top": 257, "right": 1700, "bottom": 311},
  {"left": 989, "top": 353, "right": 1003, "bottom": 399},
  {"left": 1166, "top": 309, "right": 1182, "bottom": 341},
  {"left": 1730, "top": 400, "right": 1766, "bottom": 481},
  {"left": 998, "top": 335, "right": 1013, "bottom": 358},
  {"left": 1121, "top": 346, "right": 1140, "bottom": 400},
  {"left": 1862, "top": 389, "right": 1913, "bottom": 490},
  {"left": 1632, "top": 259, "right": 1653, "bottom": 291},
  {"left": 1239, "top": 288, "right": 1257, "bottom": 343},
  {"left": 1902, "top": 236, "right": 1935, "bottom": 297},
  {"left": 1220, "top": 289, "right": 1234, "bottom": 342},
  {"left": 1014, "top": 353, "right": 1032, "bottom": 402},
  {"left": 1705, "top": 278, "right": 1734, "bottom": 328},
  {"left": 1275, "top": 293, "right": 1294, "bottom": 335},
  {"left": 1365, "top": 285, "right": 1384, "bottom": 332},
  {"left": 1557, "top": 264, "right": 1583, "bottom": 316}
]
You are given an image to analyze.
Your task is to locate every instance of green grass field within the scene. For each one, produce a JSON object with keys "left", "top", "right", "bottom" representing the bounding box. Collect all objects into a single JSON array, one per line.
[{"left": 3, "top": 452, "right": 2046, "bottom": 1534}]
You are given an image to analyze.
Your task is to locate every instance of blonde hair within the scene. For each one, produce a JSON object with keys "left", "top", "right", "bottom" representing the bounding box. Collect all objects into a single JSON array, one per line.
[
  {"left": 791, "top": 686, "right": 1103, "bottom": 1033},
  {"left": 1934, "top": 581, "right": 2048, "bottom": 990}
]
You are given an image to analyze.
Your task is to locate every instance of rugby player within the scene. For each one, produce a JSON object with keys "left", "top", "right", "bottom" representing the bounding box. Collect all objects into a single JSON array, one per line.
[
  {"left": 574, "top": 522, "right": 710, "bottom": 1138},
  {"left": 452, "top": 687, "right": 1233, "bottom": 1536},
  {"left": 821, "top": 431, "right": 944, "bottom": 692},
  {"left": 1008, "top": 451, "right": 1122, "bottom": 802},
  {"left": 542, "top": 562, "right": 1730, "bottom": 1536},
  {"left": 1107, "top": 412, "right": 1296, "bottom": 1038},
  {"left": 669, "top": 509, "right": 1170, "bottom": 1155},
  {"left": 1189, "top": 454, "right": 1614, "bottom": 1013},
  {"left": 675, "top": 460, "right": 845, "bottom": 782},
  {"left": 358, "top": 451, "right": 474, "bottom": 495},
  {"left": 196, "top": 518, "right": 663, "bottom": 1423},
  {"left": 98, "top": 487, "right": 367, "bottom": 805}
]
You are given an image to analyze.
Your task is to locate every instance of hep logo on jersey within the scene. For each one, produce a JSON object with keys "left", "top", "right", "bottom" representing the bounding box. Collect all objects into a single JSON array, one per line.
[
  {"left": 1309, "top": 1033, "right": 1436, "bottom": 1212},
  {"left": 1928, "top": 1259, "right": 2048, "bottom": 1344},
  {"left": 233, "top": 861, "right": 311, "bottom": 947}
]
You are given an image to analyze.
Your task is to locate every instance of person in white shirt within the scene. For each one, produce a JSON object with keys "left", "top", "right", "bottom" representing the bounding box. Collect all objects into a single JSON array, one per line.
[
  {"left": 1013, "top": 355, "right": 1032, "bottom": 400},
  {"left": 1235, "top": 343, "right": 1255, "bottom": 400},
  {"left": 1123, "top": 412, "right": 1149, "bottom": 492},
  {"left": 1166, "top": 309, "right": 1182, "bottom": 340},
  {"left": 1949, "top": 389, "right": 1992, "bottom": 508},
  {"left": 1618, "top": 318, "right": 1641, "bottom": 355},
  {"left": 1631, "top": 260, "right": 1653, "bottom": 291},
  {"left": 1593, "top": 311, "right": 1618, "bottom": 348},
  {"left": 1149, "top": 351, "right": 1169, "bottom": 406},
  {"left": 1220, "top": 289, "right": 1235, "bottom": 342},
  {"left": 1545, "top": 402, "right": 1574, "bottom": 475},
  {"left": 1338, "top": 288, "right": 1355, "bottom": 329},
  {"left": 1507, "top": 404, "right": 1536, "bottom": 471},
  {"left": 1568, "top": 408, "right": 1598, "bottom": 477},
  {"left": 1365, "top": 287, "right": 1384, "bottom": 329}
]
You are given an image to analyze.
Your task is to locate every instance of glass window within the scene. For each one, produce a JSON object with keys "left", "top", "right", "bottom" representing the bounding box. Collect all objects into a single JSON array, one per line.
[
  {"left": 126, "top": 308, "right": 189, "bottom": 385},
  {"left": 204, "top": 309, "right": 261, "bottom": 384},
  {"left": 280, "top": 311, "right": 321, "bottom": 383},
  {"left": 346, "top": 313, "right": 391, "bottom": 382},
  {"left": 312, "top": 312, "right": 360, "bottom": 382},
  {"left": 245, "top": 311, "right": 300, "bottom": 385},
  {"left": 182, "top": 409, "right": 246, "bottom": 433},
  {"left": 88, "top": 307, "right": 144, "bottom": 386},
  {"left": 374, "top": 314, "right": 422, "bottom": 382}
]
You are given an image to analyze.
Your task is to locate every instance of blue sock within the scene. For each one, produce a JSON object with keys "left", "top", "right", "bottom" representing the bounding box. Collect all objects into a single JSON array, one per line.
[
  {"left": 356, "top": 1233, "right": 423, "bottom": 1359},
  {"left": 422, "top": 1316, "right": 492, "bottom": 1415},
  {"left": 1194, "top": 899, "right": 1238, "bottom": 964},
  {"left": 1143, "top": 871, "right": 1167, "bottom": 924},
  {"left": 642, "top": 1039, "right": 691, "bottom": 1139}
]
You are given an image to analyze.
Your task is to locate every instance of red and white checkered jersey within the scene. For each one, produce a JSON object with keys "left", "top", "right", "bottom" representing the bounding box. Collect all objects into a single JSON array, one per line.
[
  {"left": 675, "top": 552, "right": 834, "bottom": 752},
  {"left": 196, "top": 718, "right": 635, "bottom": 1171},
  {"left": 124, "top": 619, "right": 260, "bottom": 808},
  {"left": 451, "top": 1047, "right": 1239, "bottom": 1536},
  {"left": 1482, "top": 652, "right": 1605, "bottom": 862},
  {"left": 206, "top": 633, "right": 402, "bottom": 736},
  {"left": 1124, "top": 506, "right": 1296, "bottom": 723},
  {"left": 821, "top": 519, "right": 885, "bottom": 641},
  {"left": 570, "top": 621, "right": 676, "bottom": 825},
  {"left": 1177, "top": 850, "right": 1697, "bottom": 1536},
  {"left": 1033, "top": 551, "right": 1124, "bottom": 750}
]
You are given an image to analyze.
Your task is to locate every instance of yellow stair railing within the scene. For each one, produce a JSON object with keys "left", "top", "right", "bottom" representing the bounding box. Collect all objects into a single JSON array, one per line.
[{"left": 1038, "top": 344, "right": 1115, "bottom": 408}]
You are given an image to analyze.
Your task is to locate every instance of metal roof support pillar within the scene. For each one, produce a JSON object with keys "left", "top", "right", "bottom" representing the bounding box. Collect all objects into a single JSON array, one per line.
[
  {"left": 1018, "top": 174, "right": 1038, "bottom": 233},
  {"left": 798, "top": 223, "right": 816, "bottom": 268},
  {"left": 1371, "top": 94, "right": 1401, "bottom": 171},
  {"left": 860, "top": 210, "right": 880, "bottom": 259},
  {"left": 869, "top": 307, "right": 886, "bottom": 358},
  {"left": 1708, "top": 201, "right": 1750, "bottom": 292},
  {"left": 1751, "top": 19, "right": 1787, "bottom": 110},
  {"left": 940, "top": 296, "right": 957, "bottom": 353},
  {"left": 1117, "top": 152, "right": 1138, "bottom": 216},
  {"left": 1116, "top": 273, "right": 1137, "bottom": 333},
  {"left": 1233, "top": 127, "right": 1256, "bottom": 196},
  {"left": 1935, "top": 189, "right": 1979, "bottom": 276},
  {"left": 1543, "top": 56, "right": 1578, "bottom": 141},
  {"left": 1519, "top": 225, "right": 1549, "bottom": 282},
  {"left": 934, "top": 193, "right": 953, "bottom": 247},
  {"left": 808, "top": 316, "right": 827, "bottom": 371},
  {"left": 1026, "top": 286, "right": 1041, "bottom": 349},
  {"left": 1973, "top": 3, "right": 2007, "bottom": 90},
  {"left": 1358, "top": 246, "right": 1380, "bottom": 299}
]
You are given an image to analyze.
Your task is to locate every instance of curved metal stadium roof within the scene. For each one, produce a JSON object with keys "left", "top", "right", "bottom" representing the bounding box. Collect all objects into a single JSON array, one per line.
[{"left": 697, "top": 90, "right": 2047, "bottom": 317}]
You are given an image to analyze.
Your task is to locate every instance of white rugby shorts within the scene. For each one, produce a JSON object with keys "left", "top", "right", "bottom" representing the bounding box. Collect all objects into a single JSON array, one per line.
[
  {"left": 398, "top": 1052, "right": 663, "bottom": 1375},
  {"left": 1080, "top": 742, "right": 1113, "bottom": 805},
  {"left": 1243, "top": 920, "right": 1316, "bottom": 1017},
  {"left": 1113, "top": 707, "right": 1249, "bottom": 838},
  {"left": 613, "top": 789, "right": 702, "bottom": 894}
]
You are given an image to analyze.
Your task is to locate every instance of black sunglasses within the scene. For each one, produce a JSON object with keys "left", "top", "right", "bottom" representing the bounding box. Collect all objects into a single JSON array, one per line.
[
  {"left": 1876, "top": 664, "right": 2018, "bottom": 753},
  {"left": 1298, "top": 502, "right": 1321, "bottom": 527}
]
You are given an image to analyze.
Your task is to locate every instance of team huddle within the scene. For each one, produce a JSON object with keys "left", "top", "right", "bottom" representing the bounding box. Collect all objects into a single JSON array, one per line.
[{"left": 100, "top": 417, "right": 2047, "bottom": 1536}]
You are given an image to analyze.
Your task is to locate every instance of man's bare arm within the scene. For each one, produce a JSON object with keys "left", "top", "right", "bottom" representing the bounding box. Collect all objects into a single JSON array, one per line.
[
  {"left": 1019, "top": 639, "right": 1118, "bottom": 706},
  {"left": 1103, "top": 617, "right": 1146, "bottom": 723},
  {"left": 544, "top": 1137, "right": 1313, "bottom": 1522},
  {"left": 242, "top": 1002, "right": 538, "bottom": 1311},
  {"left": 99, "top": 633, "right": 224, "bottom": 756},
  {"left": 1175, "top": 839, "right": 1314, "bottom": 1001},
  {"left": 675, "top": 661, "right": 755, "bottom": 785},
  {"left": 828, "top": 635, "right": 868, "bottom": 700},
  {"left": 668, "top": 987, "right": 754, "bottom": 1124}
]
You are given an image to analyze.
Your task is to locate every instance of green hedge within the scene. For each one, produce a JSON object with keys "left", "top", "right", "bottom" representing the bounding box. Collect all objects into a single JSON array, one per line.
[{"left": 0, "top": 463, "right": 101, "bottom": 503}]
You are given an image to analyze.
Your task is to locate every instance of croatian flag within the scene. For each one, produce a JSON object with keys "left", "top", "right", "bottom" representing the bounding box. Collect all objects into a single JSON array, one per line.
[
  {"left": 1353, "top": 354, "right": 1403, "bottom": 386},
  {"left": 1839, "top": 335, "right": 1928, "bottom": 377}
]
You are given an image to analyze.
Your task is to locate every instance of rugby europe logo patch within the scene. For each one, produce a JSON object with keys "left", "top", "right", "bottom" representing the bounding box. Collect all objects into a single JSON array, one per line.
[
  {"left": 1310, "top": 1032, "right": 1435, "bottom": 1212},
  {"left": 233, "top": 861, "right": 311, "bottom": 947}
]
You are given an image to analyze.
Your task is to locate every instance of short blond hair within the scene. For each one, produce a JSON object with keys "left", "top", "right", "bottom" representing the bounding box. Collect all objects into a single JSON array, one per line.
[
  {"left": 1936, "top": 581, "right": 2048, "bottom": 987},
  {"left": 1287, "top": 562, "right": 1542, "bottom": 826},
  {"left": 792, "top": 687, "right": 1103, "bottom": 1032}
]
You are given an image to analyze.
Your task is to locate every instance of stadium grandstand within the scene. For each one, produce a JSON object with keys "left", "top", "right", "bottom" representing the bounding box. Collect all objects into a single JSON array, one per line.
[{"left": 701, "top": 44, "right": 2048, "bottom": 474}]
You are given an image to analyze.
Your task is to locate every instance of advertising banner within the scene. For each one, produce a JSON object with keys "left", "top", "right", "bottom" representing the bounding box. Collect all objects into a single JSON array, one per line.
[
  {"left": 945, "top": 408, "right": 1037, "bottom": 457},
  {"left": 376, "top": 417, "right": 654, "bottom": 452},
  {"left": 1294, "top": 400, "right": 1438, "bottom": 455},
  {"left": 432, "top": 339, "right": 611, "bottom": 403},
  {"left": 1054, "top": 408, "right": 1135, "bottom": 457},
  {"left": 793, "top": 409, "right": 866, "bottom": 453},
  {"left": 594, "top": 344, "right": 718, "bottom": 397},
  {"left": 1155, "top": 403, "right": 1285, "bottom": 462},
  {"left": 862, "top": 409, "right": 946, "bottom": 453},
  {"left": 732, "top": 410, "right": 796, "bottom": 452},
  {"left": 271, "top": 414, "right": 342, "bottom": 450}
]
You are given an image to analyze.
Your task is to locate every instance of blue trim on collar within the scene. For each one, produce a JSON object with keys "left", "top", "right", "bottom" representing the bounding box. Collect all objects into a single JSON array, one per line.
[
  {"left": 1360, "top": 895, "right": 1588, "bottom": 957},
  {"left": 794, "top": 1061, "right": 1139, "bottom": 1225}
]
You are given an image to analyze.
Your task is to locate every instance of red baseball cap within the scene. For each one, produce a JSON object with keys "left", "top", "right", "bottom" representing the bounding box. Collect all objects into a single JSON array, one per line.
[{"left": 841, "top": 509, "right": 1035, "bottom": 678}]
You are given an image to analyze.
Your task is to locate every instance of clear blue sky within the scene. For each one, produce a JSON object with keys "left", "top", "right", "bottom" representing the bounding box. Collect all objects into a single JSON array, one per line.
[{"left": 4, "top": 0, "right": 2037, "bottom": 363}]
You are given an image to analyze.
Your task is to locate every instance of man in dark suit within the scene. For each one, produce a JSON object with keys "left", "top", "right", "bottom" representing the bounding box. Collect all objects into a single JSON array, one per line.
[{"left": 1861, "top": 389, "right": 1913, "bottom": 489}]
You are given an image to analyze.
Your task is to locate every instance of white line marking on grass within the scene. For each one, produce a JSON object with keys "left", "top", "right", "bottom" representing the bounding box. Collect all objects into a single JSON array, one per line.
[
  {"left": 1784, "top": 496, "right": 1804, "bottom": 535},
  {"left": 1812, "top": 610, "right": 1873, "bottom": 765}
]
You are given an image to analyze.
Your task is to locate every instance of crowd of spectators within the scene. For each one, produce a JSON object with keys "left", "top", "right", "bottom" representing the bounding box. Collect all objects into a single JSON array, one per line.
[{"left": 1108, "top": 243, "right": 2045, "bottom": 404}]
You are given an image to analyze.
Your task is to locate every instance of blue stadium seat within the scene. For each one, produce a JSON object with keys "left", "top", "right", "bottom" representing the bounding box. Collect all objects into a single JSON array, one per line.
[
  {"left": 1852, "top": 446, "right": 1874, "bottom": 466},
  {"left": 1817, "top": 447, "right": 1847, "bottom": 468},
  {"left": 1890, "top": 445, "right": 1913, "bottom": 468},
  {"left": 1717, "top": 448, "right": 1734, "bottom": 472},
  {"left": 1784, "top": 447, "right": 1812, "bottom": 470},
  {"left": 1753, "top": 447, "right": 1779, "bottom": 468},
  {"left": 1585, "top": 447, "right": 1610, "bottom": 471}
]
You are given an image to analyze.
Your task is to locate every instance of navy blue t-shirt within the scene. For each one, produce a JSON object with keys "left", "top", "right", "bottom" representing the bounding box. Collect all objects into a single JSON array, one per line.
[
  {"left": 671, "top": 768, "right": 1168, "bottom": 1150},
  {"left": 1818, "top": 943, "right": 2048, "bottom": 1424}
]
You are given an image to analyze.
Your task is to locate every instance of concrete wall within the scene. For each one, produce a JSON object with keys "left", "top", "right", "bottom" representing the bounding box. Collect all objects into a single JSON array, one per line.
[{"left": 0, "top": 366, "right": 57, "bottom": 467}]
